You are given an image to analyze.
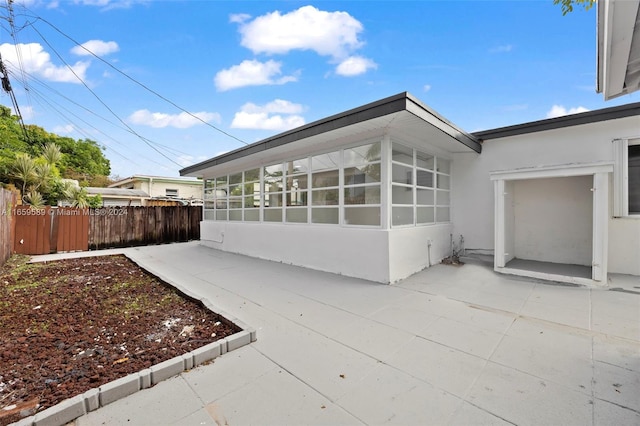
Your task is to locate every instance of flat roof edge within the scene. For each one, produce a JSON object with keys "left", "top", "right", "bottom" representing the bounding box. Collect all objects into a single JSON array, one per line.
[
  {"left": 405, "top": 94, "right": 482, "bottom": 153},
  {"left": 473, "top": 101, "right": 640, "bottom": 140}
]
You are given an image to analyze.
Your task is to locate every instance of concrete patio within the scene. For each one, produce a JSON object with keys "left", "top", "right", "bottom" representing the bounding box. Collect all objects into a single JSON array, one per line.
[{"left": 48, "top": 242, "right": 639, "bottom": 425}]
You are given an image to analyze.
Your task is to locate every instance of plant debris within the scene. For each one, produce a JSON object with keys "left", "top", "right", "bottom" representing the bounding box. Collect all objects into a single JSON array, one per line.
[{"left": 0, "top": 254, "right": 240, "bottom": 426}]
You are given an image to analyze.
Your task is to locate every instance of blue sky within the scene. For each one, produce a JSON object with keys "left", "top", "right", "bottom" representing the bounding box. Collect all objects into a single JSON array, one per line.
[{"left": 0, "top": 0, "right": 637, "bottom": 178}]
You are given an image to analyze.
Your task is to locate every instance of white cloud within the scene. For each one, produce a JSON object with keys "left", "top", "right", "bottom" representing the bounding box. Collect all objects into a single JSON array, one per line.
[
  {"left": 490, "top": 44, "right": 513, "bottom": 53},
  {"left": 127, "top": 109, "right": 221, "bottom": 128},
  {"left": 236, "top": 5, "right": 364, "bottom": 59},
  {"left": 71, "top": 40, "right": 119, "bottom": 56},
  {"left": 546, "top": 105, "right": 589, "bottom": 118},
  {"left": 0, "top": 43, "right": 89, "bottom": 83},
  {"left": 229, "top": 13, "right": 251, "bottom": 23},
  {"left": 241, "top": 99, "right": 305, "bottom": 115},
  {"left": 231, "top": 100, "right": 305, "bottom": 131},
  {"left": 335, "top": 56, "right": 377, "bottom": 76},
  {"left": 72, "top": 0, "right": 142, "bottom": 9},
  {"left": 214, "top": 59, "right": 298, "bottom": 91},
  {"left": 423, "top": 84, "right": 432, "bottom": 92},
  {"left": 176, "top": 154, "right": 209, "bottom": 168},
  {"left": 53, "top": 124, "right": 75, "bottom": 134}
]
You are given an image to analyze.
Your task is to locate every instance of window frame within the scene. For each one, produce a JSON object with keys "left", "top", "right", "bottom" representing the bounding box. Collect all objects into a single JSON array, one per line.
[
  {"left": 613, "top": 137, "right": 640, "bottom": 217},
  {"left": 390, "top": 142, "right": 451, "bottom": 228}
]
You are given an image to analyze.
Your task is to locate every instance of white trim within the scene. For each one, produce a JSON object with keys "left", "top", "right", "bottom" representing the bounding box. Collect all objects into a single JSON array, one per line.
[
  {"left": 494, "top": 179, "right": 506, "bottom": 268},
  {"left": 592, "top": 172, "right": 609, "bottom": 281},
  {"left": 613, "top": 139, "right": 629, "bottom": 217},
  {"left": 490, "top": 162, "right": 614, "bottom": 181},
  {"left": 496, "top": 267, "right": 597, "bottom": 287},
  {"left": 492, "top": 162, "right": 612, "bottom": 286},
  {"left": 598, "top": 0, "right": 640, "bottom": 100},
  {"left": 613, "top": 137, "right": 640, "bottom": 217}
]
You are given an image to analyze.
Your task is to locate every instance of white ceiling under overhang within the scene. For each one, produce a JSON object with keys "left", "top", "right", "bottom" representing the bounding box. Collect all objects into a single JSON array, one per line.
[{"left": 598, "top": 0, "right": 640, "bottom": 100}]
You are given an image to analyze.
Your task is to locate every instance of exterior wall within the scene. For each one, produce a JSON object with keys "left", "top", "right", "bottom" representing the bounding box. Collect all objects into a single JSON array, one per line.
[
  {"left": 513, "top": 176, "right": 592, "bottom": 265},
  {"left": 112, "top": 179, "right": 202, "bottom": 199},
  {"left": 388, "top": 224, "right": 452, "bottom": 282},
  {"left": 452, "top": 115, "right": 640, "bottom": 275},
  {"left": 139, "top": 180, "right": 202, "bottom": 199},
  {"left": 200, "top": 221, "right": 391, "bottom": 283},
  {"left": 609, "top": 218, "right": 640, "bottom": 275}
]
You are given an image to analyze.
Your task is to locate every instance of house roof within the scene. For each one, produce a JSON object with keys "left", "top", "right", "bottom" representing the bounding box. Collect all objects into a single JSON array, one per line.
[
  {"left": 180, "top": 92, "right": 481, "bottom": 177},
  {"left": 597, "top": 0, "right": 640, "bottom": 100},
  {"left": 109, "top": 175, "right": 202, "bottom": 188},
  {"left": 86, "top": 187, "right": 149, "bottom": 198},
  {"left": 473, "top": 101, "right": 640, "bottom": 140}
]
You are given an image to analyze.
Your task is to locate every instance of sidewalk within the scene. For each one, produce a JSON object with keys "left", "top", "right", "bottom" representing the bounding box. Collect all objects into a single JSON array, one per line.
[{"left": 48, "top": 242, "right": 640, "bottom": 425}]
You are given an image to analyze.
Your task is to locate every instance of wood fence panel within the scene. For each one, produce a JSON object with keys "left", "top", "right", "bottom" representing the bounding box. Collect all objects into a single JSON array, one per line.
[
  {"left": 87, "top": 206, "right": 201, "bottom": 250},
  {"left": 56, "top": 208, "right": 89, "bottom": 252},
  {"left": 8, "top": 205, "right": 200, "bottom": 255},
  {"left": 13, "top": 206, "right": 50, "bottom": 255},
  {"left": 0, "top": 188, "right": 16, "bottom": 265}
]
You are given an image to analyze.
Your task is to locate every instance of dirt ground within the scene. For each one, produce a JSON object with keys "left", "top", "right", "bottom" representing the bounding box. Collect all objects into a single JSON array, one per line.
[{"left": 0, "top": 254, "right": 240, "bottom": 426}]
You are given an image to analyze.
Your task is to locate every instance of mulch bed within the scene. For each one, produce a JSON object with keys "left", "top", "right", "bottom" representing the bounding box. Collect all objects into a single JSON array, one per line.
[{"left": 0, "top": 254, "right": 240, "bottom": 426}]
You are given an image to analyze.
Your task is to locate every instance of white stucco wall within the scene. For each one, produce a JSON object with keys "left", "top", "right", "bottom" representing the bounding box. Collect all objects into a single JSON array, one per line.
[
  {"left": 140, "top": 180, "right": 202, "bottom": 199},
  {"left": 200, "top": 221, "right": 454, "bottom": 283},
  {"left": 388, "top": 224, "right": 453, "bottom": 282},
  {"left": 513, "top": 176, "right": 593, "bottom": 265},
  {"left": 200, "top": 221, "right": 391, "bottom": 283},
  {"left": 608, "top": 218, "right": 640, "bottom": 275},
  {"left": 452, "top": 115, "right": 640, "bottom": 275}
]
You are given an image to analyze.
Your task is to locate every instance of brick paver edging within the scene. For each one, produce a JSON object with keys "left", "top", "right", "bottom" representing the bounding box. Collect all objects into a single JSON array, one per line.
[{"left": 12, "top": 254, "right": 257, "bottom": 426}]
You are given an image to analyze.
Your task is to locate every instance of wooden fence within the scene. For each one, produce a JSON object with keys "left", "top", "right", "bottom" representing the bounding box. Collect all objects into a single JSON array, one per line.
[
  {"left": 0, "top": 188, "right": 16, "bottom": 266},
  {"left": 89, "top": 206, "right": 202, "bottom": 250},
  {"left": 12, "top": 206, "right": 202, "bottom": 255}
]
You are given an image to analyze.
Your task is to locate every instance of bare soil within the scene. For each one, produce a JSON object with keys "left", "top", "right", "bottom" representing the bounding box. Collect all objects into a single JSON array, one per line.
[{"left": 0, "top": 255, "right": 240, "bottom": 426}]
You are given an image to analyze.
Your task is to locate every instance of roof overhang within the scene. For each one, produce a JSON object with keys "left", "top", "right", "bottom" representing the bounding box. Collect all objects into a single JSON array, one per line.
[
  {"left": 86, "top": 187, "right": 149, "bottom": 198},
  {"left": 180, "top": 92, "right": 481, "bottom": 178},
  {"left": 597, "top": 0, "right": 640, "bottom": 100},
  {"left": 109, "top": 175, "right": 201, "bottom": 188},
  {"left": 473, "top": 101, "right": 640, "bottom": 140}
]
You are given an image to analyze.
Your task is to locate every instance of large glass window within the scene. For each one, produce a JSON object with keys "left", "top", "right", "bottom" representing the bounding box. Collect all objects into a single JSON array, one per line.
[
  {"left": 391, "top": 143, "right": 414, "bottom": 226},
  {"left": 285, "top": 159, "right": 308, "bottom": 223},
  {"left": 203, "top": 176, "right": 230, "bottom": 221},
  {"left": 391, "top": 142, "right": 451, "bottom": 227},
  {"left": 204, "top": 140, "right": 383, "bottom": 227},
  {"left": 343, "top": 142, "right": 381, "bottom": 226},
  {"left": 244, "top": 168, "right": 260, "bottom": 221},
  {"left": 264, "top": 163, "right": 283, "bottom": 222}
]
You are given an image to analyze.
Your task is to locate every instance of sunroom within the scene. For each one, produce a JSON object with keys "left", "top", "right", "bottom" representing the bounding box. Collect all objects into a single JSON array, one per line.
[{"left": 181, "top": 93, "right": 481, "bottom": 283}]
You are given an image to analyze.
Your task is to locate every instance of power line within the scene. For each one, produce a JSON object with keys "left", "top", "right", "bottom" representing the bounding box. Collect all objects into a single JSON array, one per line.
[
  {"left": 6, "top": 63, "right": 192, "bottom": 165},
  {"left": 29, "top": 24, "right": 183, "bottom": 168},
  {"left": 25, "top": 13, "right": 249, "bottom": 147}
]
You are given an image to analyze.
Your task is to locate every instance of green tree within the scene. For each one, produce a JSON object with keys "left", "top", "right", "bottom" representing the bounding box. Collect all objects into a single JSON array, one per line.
[
  {"left": 553, "top": 0, "right": 596, "bottom": 15},
  {"left": 0, "top": 105, "right": 111, "bottom": 188}
]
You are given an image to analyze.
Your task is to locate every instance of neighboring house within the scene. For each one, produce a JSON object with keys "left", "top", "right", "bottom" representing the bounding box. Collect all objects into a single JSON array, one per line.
[
  {"left": 57, "top": 180, "right": 149, "bottom": 207},
  {"left": 597, "top": 0, "right": 640, "bottom": 100},
  {"left": 85, "top": 187, "right": 149, "bottom": 207},
  {"left": 181, "top": 92, "right": 640, "bottom": 286},
  {"left": 109, "top": 175, "right": 203, "bottom": 205}
]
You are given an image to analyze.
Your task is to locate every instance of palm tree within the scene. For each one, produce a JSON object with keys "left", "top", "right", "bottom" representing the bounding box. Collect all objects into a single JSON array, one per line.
[
  {"left": 24, "top": 190, "right": 45, "bottom": 208},
  {"left": 63, "top": 184, "right": 90, "bottom": 208},
  {"left": 41, "top": 143, "right": 62, "bottom": 165},
  {"left": 10, "top": 153, "right": 37, "bottom": 199}
]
